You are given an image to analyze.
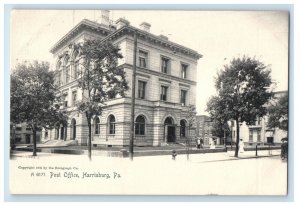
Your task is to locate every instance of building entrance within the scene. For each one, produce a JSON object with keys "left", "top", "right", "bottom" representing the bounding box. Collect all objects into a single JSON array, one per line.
[
  {"left": 71, "top": 119, "right": 76, "bottom": 140},
  {"left": 167, "top": 126, "right": 176, "bottom": 142},
  {"left": 25, "top": 134, "right": 31, "bottom": 144},
  {"left": 164, "top": 117, "right": 176, "bottom": 143}
]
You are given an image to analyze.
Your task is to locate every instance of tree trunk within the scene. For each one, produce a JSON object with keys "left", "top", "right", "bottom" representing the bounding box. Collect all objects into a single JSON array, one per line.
[
  {"left": 32, "top": 126, "right": 37, "bottom": 156},
  {"left": 86, "top": 112, "right": 92, "bottom": 161},
  {"left": 223, "top": 129, "right": 226, "bottom": 146},
  {"left": 234, "top": 118, "right": 240, "bottom": 157}
]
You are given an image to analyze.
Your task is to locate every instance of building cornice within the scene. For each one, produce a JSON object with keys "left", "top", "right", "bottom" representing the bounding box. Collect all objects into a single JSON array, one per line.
[
  {"left": 50, "top": 19, "right": 202, "bottom": 60},
  {"left": 50, "top": 19, "right": 112, "bottom": 54},
  {"left": 103, "top": 25, "right": 202, "bottom": 60}
]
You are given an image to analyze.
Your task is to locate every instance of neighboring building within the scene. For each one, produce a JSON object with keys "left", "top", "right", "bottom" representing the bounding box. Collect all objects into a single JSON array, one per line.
[
  {"left": 44, "top": 10, "right": 202, "bottom": 147},
  {"left": 195, "top": 115, "right": 220, "bottom": 146},
  {"left": 10, "top": 123, "right": 41, "bottom": 144},
  {"left": 230, "top": 91, "right": 288, "bottom": 146}
]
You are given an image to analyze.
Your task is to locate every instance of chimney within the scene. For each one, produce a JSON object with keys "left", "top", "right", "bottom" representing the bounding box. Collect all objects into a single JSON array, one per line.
[
  {"left": 115, "top": 18, "right": 130, "bottom": 29},
  {"left": 95, "top": 10, "right": 110, "bottom": 27},
  {"left": 139, "top": 22, "right": 151, "bottom": 32},
  {"left": 159, "top": 34, "right": 168, "bottom": 41}
]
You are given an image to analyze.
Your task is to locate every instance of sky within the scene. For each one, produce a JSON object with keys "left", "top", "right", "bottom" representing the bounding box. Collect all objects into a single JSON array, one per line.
[{"left": 10, "top": 10, "right": 289, "bottom": 115}]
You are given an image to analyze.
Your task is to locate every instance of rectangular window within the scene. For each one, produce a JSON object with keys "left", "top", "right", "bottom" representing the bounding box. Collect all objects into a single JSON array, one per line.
[
  {"left": 109, "top": 123, "right": 115, "bottom": 134},
  {"left": 161, "top": 57, "right": 169, "bottom": 74},
  {"left": 15, "top": 135, "right": 22, "bottom": 143},
  {"left": 135, "top": 123, "right": 145, "bottom": 135},
  {"left": 181, "top": 64, "right": 188, "bottom": 79},
  {"left": 249, "top": 130, "right": 253, "bottom": 142},
  {"left": 138, "top": 81, "right": 146, "bottom": 99},
  {"left": 138, "top": 50, "right": 148, "bottom": 68},
  {"left": 257, "top": 130, "right": 261, "bottom": 142},
  {"left": 267, "top": 137, "right": 274, "bottom": 144},
  {"left": 16, "top": 127, "right": 22, "bottom": 131},
  {"left": 95, "top": 118, "right": 100, "bottom": 135},
  {"left": 257, "top": 118, "right": 261, "bottom": 125},
  {"left": 63, "top": 94, "right": 68, "bottom": 108},
  {"left": 160, "top": 86, "right": 168, "bottom": 101},
  {"left": 180, "top": 90, "right": 187, "bottom": 106},
  {"left": 66, "top": 67, "right": 70, "bottom": 83},
  {"left": 59, "top": 70, "right": 63, "bottom": 86},
  {"left": 72, "top": 91, "right": 77, "bottom": 107},
  {"left": 74, "top": 61, "right": 79, "bottom": 79}
]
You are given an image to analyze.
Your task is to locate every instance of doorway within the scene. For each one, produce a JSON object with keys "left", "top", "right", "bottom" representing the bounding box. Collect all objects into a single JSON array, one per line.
[
  {"left": 167, "top": 126, "right": 176, "bottom": 142},
  {"left": 25, "top": 134, "right": 31, "bottom": 144},
  {"left": 164, "top": 117, "right": 176, "bottom": 143},
  {"left": 71, "top": 119, "right": 76, "bottom": 140}
]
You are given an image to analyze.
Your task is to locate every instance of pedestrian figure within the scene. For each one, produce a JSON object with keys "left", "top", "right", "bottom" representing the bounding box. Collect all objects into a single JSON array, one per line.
[
  {"left": 200, "top": 138, "right": 204, "bottom": 149},
  {"left": 239, "top": 138, "right": 244, "bottom": 153},
  {"left": 172, "top": 150, "right": 177, "bottom": 160},
  {"left": 197, "top": 138, "right": 201, "bottom": 149},
  {"left": 210, "top": 140, "right": 215, "bottom": 149}
]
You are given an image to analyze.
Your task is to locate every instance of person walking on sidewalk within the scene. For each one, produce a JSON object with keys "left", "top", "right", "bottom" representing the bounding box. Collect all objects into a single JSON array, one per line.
[
  {"left": 239, "top": 138, "right": 245, "bottom": 153},
  {"left": 197, "top": 138, "right": 201, "bottom": 149},
  {"left": 200, "top": 138, "right": 204, "bottom": 149}
]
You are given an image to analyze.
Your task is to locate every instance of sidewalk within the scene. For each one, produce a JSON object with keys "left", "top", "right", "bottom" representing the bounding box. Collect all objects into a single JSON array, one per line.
[{"left": 11, "top": 148, "right": 281, "bottom": 163}]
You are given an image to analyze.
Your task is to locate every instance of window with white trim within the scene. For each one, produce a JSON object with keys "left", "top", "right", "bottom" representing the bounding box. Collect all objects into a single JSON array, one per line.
[
  {"left": 138, "top": 81, "right": 146, "bottom": 99},
  {"left": 108, "top": 115, "right": 116, "bottom": 135},
  {"left": 95, "top": 117, "right": 100, "bottom": 135},
  {"left": 181, "top": 64, "right": 188, "bottom": 79},
  {"left": 160, "top": 86, "right": 168, "bottom": 101},
  {"left": 161, "top": 57, "right": 170, "bottom": 74},
  {"left": 135, "top": 115, "right": 146, "bottom": 135},
  {"left": 180, "top": 90, "right": 187, "bottom": 106},
  {"left": 138, "top": 50, "right": 148, "bottom": 68},
  {"left": 72, "top": 91, "right": 77, "bottom": 107}
]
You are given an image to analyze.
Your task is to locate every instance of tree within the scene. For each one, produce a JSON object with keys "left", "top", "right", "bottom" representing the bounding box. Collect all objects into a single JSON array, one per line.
[
  {"left": 186, "top": 105, "right": 197, "bottom": 160},
  {"left": 211, "top": 120, "right": 230, "bottom": 143},
  {"left": 10, "top": 61, "right": 68, "bottom": 156},
  {"left": 267, "top": 93, "right": 288, "bottom": 131},
  {"left": 206, "top": 56, "right": 273, "bottom": 157},
  {"left": 73, "top": 39, "right": 128, "bottom": 160},
  {"left": 187, "top": 105, "right": 197, "bottom": 135},
  {"left": 206, "top": 96, "right": 230, "bottom": 145}
]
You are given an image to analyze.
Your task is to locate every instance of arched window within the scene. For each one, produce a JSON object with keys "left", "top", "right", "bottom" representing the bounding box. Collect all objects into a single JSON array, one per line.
[
  {"left": 180, "top": 120, "right": 187, "bottom": 137},
  {"left": 94, "top": 117, "right": 100, "bottom": 135},
  {"left": 135, "top": 115, "right": 146, "bottom": 135},
  {"left": 108, "top": 115, "right": 116, "bottom": 134},
  {"left": 73, "top": 50, "right": 79, "bottom": 79}
]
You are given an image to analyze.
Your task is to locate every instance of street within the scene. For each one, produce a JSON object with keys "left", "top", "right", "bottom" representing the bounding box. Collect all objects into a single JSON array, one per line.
[{"left": 9, "top": 149, "right": 287, "bottom": 195}]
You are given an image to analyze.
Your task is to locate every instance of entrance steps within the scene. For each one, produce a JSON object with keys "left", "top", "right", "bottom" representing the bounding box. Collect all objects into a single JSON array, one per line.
[{"left": 37, "top": 140, "right": 78, "bottom": 147}]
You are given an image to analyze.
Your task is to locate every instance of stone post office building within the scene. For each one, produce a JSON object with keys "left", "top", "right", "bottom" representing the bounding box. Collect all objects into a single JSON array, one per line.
[{"left": 44, "top": 11, "right": 202, "bottom": 147}]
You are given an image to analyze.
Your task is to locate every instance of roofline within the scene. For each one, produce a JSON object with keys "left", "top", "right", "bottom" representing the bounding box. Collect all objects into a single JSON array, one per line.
[
  {"left": 273, "top": 90, "right": 288, "bottom": 94},
  {"left": 102, "top": 25, "right": 202, "bottom": 59},
  {"left": 50, "top": 19, "right": 112, "bottom": 54},
  {"left": 50, "top": 19, "right": 202, "bottom": 59}
]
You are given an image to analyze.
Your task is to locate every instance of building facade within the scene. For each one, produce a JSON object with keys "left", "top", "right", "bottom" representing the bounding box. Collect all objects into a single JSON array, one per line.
[
  {"left": 195, "top": 115, "right": 221, "bottom": 146},
  {"left": 10, "top": 123, "right": 41, "bottom": 144},
  {"left": 43, "top": 11, "right": 202, "bottom": 147},
  {"left": 230, "top": 91, "right": 288, "bottom": 146}
]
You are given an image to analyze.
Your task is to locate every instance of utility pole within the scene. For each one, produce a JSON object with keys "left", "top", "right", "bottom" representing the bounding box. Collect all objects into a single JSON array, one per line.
[{"left": 129, "top": 30, "right": 137, "bottom": 161}]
